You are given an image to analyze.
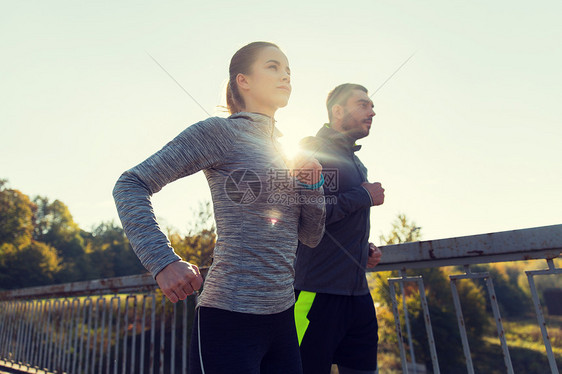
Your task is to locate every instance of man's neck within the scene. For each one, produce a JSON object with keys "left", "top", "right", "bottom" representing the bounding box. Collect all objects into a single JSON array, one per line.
[{"left": 327, "top": 122, "right": 358, "bottom": 144}]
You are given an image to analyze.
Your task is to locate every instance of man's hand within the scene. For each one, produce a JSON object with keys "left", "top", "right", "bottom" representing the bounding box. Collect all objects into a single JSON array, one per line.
[
  {"left": 367, "top": 243, "right": 382, "bottom": 268},
  {"left": 361, "top": 182, "right": 385, "bottom": 206},
  {"left": 155, "top": 261, "right": 203, "bottom": 303},
  {"left": 291, "top": 153, "right": 323, "bottom": 185}
]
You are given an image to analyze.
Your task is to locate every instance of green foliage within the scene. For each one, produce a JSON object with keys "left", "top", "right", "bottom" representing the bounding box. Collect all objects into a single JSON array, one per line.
[
  {"left": 0, "top": 179, "right": 217, "bottom": 289},
  {"left": 378, "top": 213, "right": 421, "bottom": 245},
  {"left": 0, "top": 180, "right": 35, "bottom": 247},
  {"left": 169, "top": 229, "right": 215, "bottom": 268},
  {"left": 33, "top": 196, "right": 85, "bottom": 260},
  {"left": 371, "top": 214, "right": 422, "bottom": 306},
  {"left": 0, "top": 241, "right": 61, "bottom": 289},
  {"left": 454, "top": 278, "right": 489, "bottom": 338},
  {"left": 32, "top": 196, "right": 94, "bottom": 282},
  {"left": 167, "top": 201, "right": 216, "bottom": 268},
  {"left": 411, "top": 301, "right": 465, "bottom": 371},
  {"left": 0, "top": 181, "right": 63, "bottom": 289},
  {"left": 469, "top": 264, "right": 533, "bottom": 318},
  {"left": 83, "top": 221, "right": 145, "bottom": 279},
  {"left": 472, "top": 316, "right": 562, "bottom": 373}
]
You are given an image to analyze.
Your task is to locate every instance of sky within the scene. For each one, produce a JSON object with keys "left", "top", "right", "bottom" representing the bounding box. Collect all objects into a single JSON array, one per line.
[{"left": 1, "top": 0, "right": 561, "bottom": 244}]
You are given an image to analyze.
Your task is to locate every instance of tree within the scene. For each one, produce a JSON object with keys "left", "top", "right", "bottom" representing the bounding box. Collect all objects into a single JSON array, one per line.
[
  {"left": 0, "top": 241, "right": 61, "bottom": 289},
  {"left": 169, "top": 228, "right": 216, "bottom": 268},
  {"left": 167, "top": 201, "right": 216, "bottom": 269},
  {"left": 84, "top": 221, "right": 145, "bottom": 278},
  {"left": 470, "top": 264, "right": 532, "bottom": 318},
  {"left": 0, "top": 179, "right": 35, "bottom": 247},
  {"left": 0, "top": 180, "right": 62, "bottom": 290},
  {"left": 33, "top": 197, "right": 85, "bottom": 259},
  {"left": 379, "top": 213, "right": 421, "bottom": 245},
  {"left": 33, "top": 196, "right": 90, "bottom": 282}
]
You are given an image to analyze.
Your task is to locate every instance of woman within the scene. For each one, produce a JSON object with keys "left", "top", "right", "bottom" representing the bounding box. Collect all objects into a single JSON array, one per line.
[{"left": 113, "top": 41, "right": 326, "bottom": 373}]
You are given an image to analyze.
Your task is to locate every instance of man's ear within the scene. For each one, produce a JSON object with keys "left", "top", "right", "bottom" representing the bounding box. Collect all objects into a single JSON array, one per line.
[
  {"left": 332, "top": 104, "right": 344, "bottom": 121},
  {"left": 236, "top": 73, "right": 250, "bottom": 92}
]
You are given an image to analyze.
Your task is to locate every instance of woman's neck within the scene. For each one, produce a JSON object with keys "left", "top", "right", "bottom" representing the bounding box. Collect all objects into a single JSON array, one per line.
[{"left": 243, "top": 100, "right": 277, "bottom": 118}]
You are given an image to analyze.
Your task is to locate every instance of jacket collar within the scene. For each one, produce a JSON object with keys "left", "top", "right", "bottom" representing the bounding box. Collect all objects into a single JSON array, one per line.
[
  {"left": 229, "top": 112, "right": 283, "bottom": 138},
  {"left": 316, "top": 124, "right": 362, "bottom": 152}
]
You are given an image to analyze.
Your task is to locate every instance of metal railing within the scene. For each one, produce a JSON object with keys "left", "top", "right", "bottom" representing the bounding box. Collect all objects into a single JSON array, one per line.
[
  {"left": 378, "top": 224, "right": 561, "bottom": 374},
  {"left": 0, "top": 274, "right": 196, "bottom": 374},
  {"left": 0, "top": 224, "right": 561, "bottom": 374}
]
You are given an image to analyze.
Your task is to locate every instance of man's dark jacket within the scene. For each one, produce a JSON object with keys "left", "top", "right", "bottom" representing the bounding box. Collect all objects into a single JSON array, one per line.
[{"left": 294, "top": 124, "right": 373, "bottom": 295}]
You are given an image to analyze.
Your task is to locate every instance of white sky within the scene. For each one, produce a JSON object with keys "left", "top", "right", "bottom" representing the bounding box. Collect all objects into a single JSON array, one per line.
[{"left": 1, "top": 0, "right": 561, "bottom": 243}]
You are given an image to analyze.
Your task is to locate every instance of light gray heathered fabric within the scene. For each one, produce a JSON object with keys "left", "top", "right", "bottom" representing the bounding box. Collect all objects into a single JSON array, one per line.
[{"left": 113, "top": 112, "right": 326, "bottom": 315}]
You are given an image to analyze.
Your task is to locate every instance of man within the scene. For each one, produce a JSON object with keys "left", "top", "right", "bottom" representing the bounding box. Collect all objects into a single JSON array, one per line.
[{"left": 294, "top": 83, "right": 385, "bottom": 374}]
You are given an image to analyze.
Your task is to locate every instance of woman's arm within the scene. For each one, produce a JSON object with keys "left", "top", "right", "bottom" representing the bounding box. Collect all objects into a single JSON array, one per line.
[
  {"left": 292, "top": 155, "right": 326, "bottom": 247},
  {"left": 113, "top": 118, "right": 238, "bottom": 278},
  {"left": 297, "top": 187, "right": 326, "bottom": 248}
]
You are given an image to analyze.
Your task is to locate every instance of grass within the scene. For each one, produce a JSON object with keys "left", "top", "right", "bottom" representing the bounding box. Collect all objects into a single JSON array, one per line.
[
  {"left": 374, "top": 313, "right": 562, "bottom": 374},
  {"left": 476, "top": 315, "right": 562, "bottom": 373}
]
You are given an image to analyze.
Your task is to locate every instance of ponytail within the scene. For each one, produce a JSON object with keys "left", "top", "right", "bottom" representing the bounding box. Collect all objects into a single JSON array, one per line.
[{"left": 226, "top": 81, "right": 243, "bottom": 115}]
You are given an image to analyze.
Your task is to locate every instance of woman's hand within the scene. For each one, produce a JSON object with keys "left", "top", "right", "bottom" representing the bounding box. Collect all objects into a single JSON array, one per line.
[
  {"left": 291, "top": 153, "right": 323, "bottom": 185},
  {"left": 155, "top": 260, "right": 203, "bottom": 303}
]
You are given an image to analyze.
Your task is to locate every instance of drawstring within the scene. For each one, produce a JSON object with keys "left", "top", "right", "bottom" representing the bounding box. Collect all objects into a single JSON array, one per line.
[{"left": 197, "top": 307, "right": 205, "bottom": 373}]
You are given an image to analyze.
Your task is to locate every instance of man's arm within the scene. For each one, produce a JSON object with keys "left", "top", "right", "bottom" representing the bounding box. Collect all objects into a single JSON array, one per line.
[
  {"left": 324, "top": 185, "right": 372, "bottom": 225},
  {"left": 367, "top": 243, "right": 382, "bottom": 268},
  {"left": 323, "top": 181, "right": 384, "bottom": 225}
]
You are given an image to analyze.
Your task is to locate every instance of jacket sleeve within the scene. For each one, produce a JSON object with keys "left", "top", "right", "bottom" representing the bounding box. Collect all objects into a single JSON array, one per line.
[
  {"left": 297, "top": 187, "right": 326, "bottom": 248},
  {"left": 324, "top": 186, "right": 372, "bottom": 225},
  {"left": 112, "top": 118, "right": 237, "bottom": 277}
]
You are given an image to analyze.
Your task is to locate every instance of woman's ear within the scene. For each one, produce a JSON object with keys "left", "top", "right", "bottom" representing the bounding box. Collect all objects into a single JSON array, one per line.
[{"left": 236, "top": 73, "right": 251, "bottom": 92}]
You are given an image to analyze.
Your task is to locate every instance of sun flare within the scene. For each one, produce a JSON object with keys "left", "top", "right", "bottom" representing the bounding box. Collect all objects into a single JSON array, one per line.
[{"left": 278, "top": 137, "right": 303, "bottom": 164}]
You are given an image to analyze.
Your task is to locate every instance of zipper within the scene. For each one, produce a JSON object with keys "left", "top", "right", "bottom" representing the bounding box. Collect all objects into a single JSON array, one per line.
[{"left": 350, "top": 149, "right": 369, "bottom": 293}]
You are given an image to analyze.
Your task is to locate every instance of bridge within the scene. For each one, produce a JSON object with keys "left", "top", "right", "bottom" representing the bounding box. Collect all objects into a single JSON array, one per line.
[{"left": 1, "top": 224, "right": 561, "bottom": 374}]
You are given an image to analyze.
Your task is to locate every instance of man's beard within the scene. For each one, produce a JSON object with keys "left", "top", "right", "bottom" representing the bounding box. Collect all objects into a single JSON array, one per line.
[{"left": 341, "top": 113, "right": 368, "bottom": 140}]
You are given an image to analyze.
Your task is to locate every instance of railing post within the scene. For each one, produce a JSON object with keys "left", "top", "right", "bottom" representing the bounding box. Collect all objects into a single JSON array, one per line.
[
  {"left": 37, "top": 300, "right": 50, "bottom": 370},
  {"left": 171, "top": 299, "right": 177, "bottom": 374},
  {"left": 417, "top": 279, "right": 440, "bottom": 374},
  {"left": 82, "top": 297, "right": 93, "bottom": 374},
  {"left": 112, "top": 295, "right": 121, "bottom": 374},
  {"left": 450, "top": 267, "right": 514, "bottom": 374},
  {"left": 130, "top": 295, "right": 139, "bottom": 374},
  {"left": 159, "top": 294, "right": 166, "bottom": 374},
  {"left": 15, "top": 301, "right": 26, "bottom": 367},
  {"left": 182, "top": 298, "right": 189, "bottom": 374},
  {"left": 389, "top": 279, "right": 409, "bottom": 374},
  {"left": 149, "top": 293, "right": 156, "bottom": 374},
  {"left": 526, "top": 259, "right": 562, "bottom": 374},
  {"left": 399, "top": 270, "right": 417, "bottom": 374},
  {"left": 56, "top": 298, "right": 69, "bottom": 373},
  {"left": 389, "top": 274, "right": 441, "bottom": 374},
  {"left": 449, "top": 276, "right": 474, "bottom": 374}
]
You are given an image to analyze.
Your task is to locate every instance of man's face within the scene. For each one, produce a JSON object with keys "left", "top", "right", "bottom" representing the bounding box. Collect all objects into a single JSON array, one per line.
[{"left": 340, "top": 90, "right": 376, "bottom": 140}]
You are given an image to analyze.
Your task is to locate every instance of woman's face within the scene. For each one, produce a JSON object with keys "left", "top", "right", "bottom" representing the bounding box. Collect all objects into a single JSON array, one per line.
[{"left": 240, "top": 46, "right": 291, "bottom": 112}]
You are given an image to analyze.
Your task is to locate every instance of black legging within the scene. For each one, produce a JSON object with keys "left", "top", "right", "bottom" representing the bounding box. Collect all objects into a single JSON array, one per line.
[{"left": 189, "top": 306, "right": 303, "bottom": 374}]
